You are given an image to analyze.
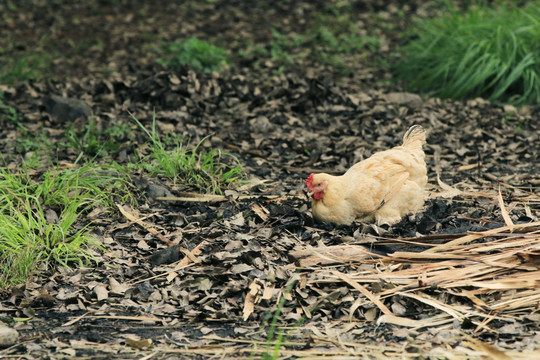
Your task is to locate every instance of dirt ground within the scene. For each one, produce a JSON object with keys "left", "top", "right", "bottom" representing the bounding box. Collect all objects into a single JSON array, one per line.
[{"left": 1, "top": 1, "right": 539, "bottom": 359}]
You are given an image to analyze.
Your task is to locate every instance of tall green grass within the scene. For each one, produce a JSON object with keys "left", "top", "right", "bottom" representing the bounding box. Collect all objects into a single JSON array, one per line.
[
  {"left": 0, "top": 163, "right": 134, "bottom": 286},
  {"left": 395, "top": 3, "right": 540, "bottom": 105}
]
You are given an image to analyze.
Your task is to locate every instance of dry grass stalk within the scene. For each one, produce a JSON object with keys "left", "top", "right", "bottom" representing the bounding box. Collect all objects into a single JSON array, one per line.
[{"left": 300, "top": 218, "right": 540, "bottom": 335}]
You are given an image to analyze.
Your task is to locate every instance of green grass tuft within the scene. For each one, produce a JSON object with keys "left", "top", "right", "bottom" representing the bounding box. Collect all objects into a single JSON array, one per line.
[
  {"left": 0, "top": 163, "right": 135, "bottom": 287},
  {"left": 64, "top": 119, "right": 132, "bottom": 159},
  {"left": 0, "top": 52, "right": 51, "bottom": 85},
  {"left": 394, "top": 3, "right": 540, "bottom": 105},
  {"left": 0, "top": 91, "right": 25, "bottom": 132},
  {"left": 131, "top": 113, "right": 245, "bottom": 194},
  {"left": 157, "top": 37, "right": 229, "bottom": 73},
  {"left": 252, "top": 276, "right": 305, "bottom": 360},
  {"left": 0, "top": 168, "right": 93, "bottom": 286}
]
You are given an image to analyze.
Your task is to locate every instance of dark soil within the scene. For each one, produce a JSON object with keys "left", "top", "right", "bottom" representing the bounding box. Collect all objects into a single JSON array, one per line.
[{"left": 1, "top": 1, "right": 539, "bottom": 359}]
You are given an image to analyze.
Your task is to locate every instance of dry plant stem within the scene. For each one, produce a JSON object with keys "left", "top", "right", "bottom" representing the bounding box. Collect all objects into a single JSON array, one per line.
[
  {"left": 425, "top": 221, "right": 540, "bottom": 253},
  {"left": 295, "top": 210, "right": 540, "bottom": 335},
  {"left": 116, "top": 203, "right": 175, "bottom": 246},
  {"left": 155, "top": 193, "right": 301, "bottom": 203}
]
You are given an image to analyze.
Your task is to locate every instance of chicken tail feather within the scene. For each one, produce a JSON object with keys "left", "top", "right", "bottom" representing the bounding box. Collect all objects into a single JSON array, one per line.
[{"left": 402, "top": 125, "right": 426, "bottom": 148}]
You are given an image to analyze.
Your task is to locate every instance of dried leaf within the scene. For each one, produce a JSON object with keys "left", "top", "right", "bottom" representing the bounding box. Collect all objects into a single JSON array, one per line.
[
  {"left": 466, "top": 338, "right": 513, "bottom": 360},
  {"left": 498, "top": 187, "right": 514, "bottom": 227},
  {"left": 93, "top": 285, "right": 108, "bottom": 301},
  {"left": 125, "top": 337, "right": 153, "bottom": 349},
  {"left": 230, "top": 263, "right": 253, "bottom": 274},
  {"left": 109, "top": 278, "right": 131, "bottom": 295},
  {"left": 251, "top": 203, "right": 269, "bottom": 221},
  {"left": 243, "top": 280, "right": 260, "bottom": 321},
  {"left": 435, "top": 174, "right": 462, "bottom": 198}
]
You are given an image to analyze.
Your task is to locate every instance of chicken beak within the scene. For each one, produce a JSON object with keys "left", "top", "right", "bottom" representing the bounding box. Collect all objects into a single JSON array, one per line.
[{"left": 307, "top": 190, "right": 314, "bottom": 198}]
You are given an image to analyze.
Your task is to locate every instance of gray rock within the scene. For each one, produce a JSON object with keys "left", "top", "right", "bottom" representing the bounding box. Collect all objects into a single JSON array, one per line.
[
  {"left": 0, "top": 325, "right": 18, "bottom": 347},
  {"left": 44, "top": 95, "right": 92, "bottom": 121},
  {"left": 385, "top": 92, "right": 423, "bottom": 107},
  {"left": 145, "top": 183, "right": 174, "bottom": 199},
  {"left": 150, "top": 244, "right": 181, "bottom": 266}
]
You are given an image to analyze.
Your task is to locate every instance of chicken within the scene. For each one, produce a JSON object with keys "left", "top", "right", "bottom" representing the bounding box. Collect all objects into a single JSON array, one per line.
[{"left": 306, "top": 125, "right": 427, "bottom": 225}]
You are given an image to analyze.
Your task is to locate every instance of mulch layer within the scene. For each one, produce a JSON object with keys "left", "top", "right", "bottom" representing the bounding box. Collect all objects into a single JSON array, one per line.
[{"left": 0, "top": 1, "right": 539, "bottom": 359}]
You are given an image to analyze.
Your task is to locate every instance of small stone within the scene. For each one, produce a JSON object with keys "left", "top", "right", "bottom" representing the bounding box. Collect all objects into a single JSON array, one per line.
[
  {"left": 385, "top": 92, "right": 423, "bottom": 106},
  {"left": 150, "top": 244, "right": 181, "bottom": 266},
  {"left": 503, "top": 104, "right": 517, "bottom": 114},
  {"left": 44, "top": 95, "right": 92, "bottom": 122},
  {"left": 145, "top": 183, "right": 173, "bottom": 199},
  {"left": 0, "top": 325, "right": 19, "bottom": 347}
]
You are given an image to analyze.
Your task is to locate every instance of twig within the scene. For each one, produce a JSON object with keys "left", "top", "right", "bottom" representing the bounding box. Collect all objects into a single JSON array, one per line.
[
  {"left": 155, "top": 193, "right": 301, "bottom": 203},
  {"left": 116, "top": 203, "right": 175, "bottom": 246}
]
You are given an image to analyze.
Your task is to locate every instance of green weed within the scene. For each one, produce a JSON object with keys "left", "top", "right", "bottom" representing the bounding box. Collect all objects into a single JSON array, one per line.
[
  {"left": 0, "top": 169, "right": 87, "bottom": 285},
  {"left": 37, "top": 164, "right": 134, "bottom": 208},
  {"left": 502, "top": 109, "right": 527, "bottom": 133},
  {"left": 1, "top": 93, "right": 54, "bottom": 166},
  {"left": 64, "top": 119, "right": 132, "bottom": 158},
  {"left": 157, "top": 37, "right": 230, "bottom": 73},
  {"left": 395, "top": 3, "right": 540, "bottom": 105},
  {"left": 130, "top": 113, "right": 245, "bottom": 194},
  {"left": 0, "top": 161, "right": 135, "bottom": 287},
  {"left": 16, "top": 133, "right": 52, "bottom": 168},
  {"left": 0, "top": 91, "right": 24, "bottom": 130},
  {"left": 65, "top": 119, "right": 106, "bottom": 158},
  {"left": 105, "top": 122, "right": 132, "bottom": 139},
  {"left": 253, "top": 276, "right": 305, "bottom": 360},
  {"left": 240, "top": 9, "right": 380, "bottom": 73},
  {"left": 0, "top": 52, "right": 51, "bottom": 85},
  {"left": 15, "top": 133, "right": 48, "bottom": 154}
]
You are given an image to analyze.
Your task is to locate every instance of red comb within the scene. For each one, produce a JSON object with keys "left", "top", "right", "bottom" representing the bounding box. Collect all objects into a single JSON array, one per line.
[{"left": 306, "top": 173, "right": 314, "bottom": 189}]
